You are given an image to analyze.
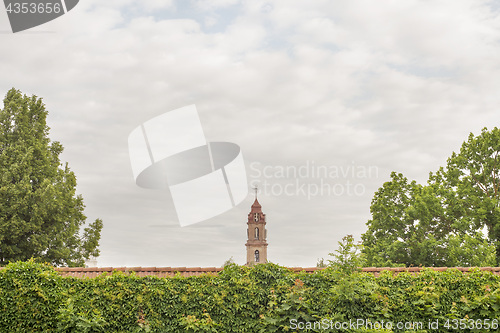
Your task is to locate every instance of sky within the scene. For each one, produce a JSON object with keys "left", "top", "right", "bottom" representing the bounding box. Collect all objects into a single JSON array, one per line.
[{"left": 0, "top": 0, "right": 500, "bottom": 268}]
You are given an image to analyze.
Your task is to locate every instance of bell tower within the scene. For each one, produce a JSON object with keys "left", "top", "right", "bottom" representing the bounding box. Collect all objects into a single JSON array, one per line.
[{"left": 246, "top": 190, "right": 268, "bottom": 265}]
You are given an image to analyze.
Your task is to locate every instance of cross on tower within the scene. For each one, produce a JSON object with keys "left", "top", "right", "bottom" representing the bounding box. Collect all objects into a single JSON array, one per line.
[{"left": 253, "top": 186, "right": 258, "bottom": 200}]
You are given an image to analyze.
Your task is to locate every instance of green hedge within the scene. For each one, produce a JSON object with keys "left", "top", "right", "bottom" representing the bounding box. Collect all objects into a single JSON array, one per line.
[{"left": 0, "top": 261, "right": 500, "bottom": 332}]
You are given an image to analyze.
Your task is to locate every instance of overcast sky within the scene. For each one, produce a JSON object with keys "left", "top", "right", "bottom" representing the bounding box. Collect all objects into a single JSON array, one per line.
[{"left": 1, "top": 0, "right": 500, "bottom": 268}]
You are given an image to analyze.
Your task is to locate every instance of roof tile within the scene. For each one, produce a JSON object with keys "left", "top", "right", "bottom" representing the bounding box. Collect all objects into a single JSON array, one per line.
[{"left": 3, "top": 266, "right": 500, "bottom": 278}]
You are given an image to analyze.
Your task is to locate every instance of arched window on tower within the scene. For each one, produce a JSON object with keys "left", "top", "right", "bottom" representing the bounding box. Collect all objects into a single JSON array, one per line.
[
  {"left": 254, "top": 250, "right": 260, "bottom": 262},
  {"left": 254, "top": 227, "right": 259, "bottom": 240}
]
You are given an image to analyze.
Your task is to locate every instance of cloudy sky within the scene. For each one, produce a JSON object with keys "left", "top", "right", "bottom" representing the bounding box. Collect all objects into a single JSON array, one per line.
[{"left": 1, "top": 0, "right": 500, "bottom": 268}]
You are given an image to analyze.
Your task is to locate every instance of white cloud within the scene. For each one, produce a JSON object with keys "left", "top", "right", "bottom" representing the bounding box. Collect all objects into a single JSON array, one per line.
[
  {"left": 195, "top": 0, "right": 240, "bottom": 10},
  {"left": 0, "top": 0, "right": 499, "bottom": 267},
  {"left": 142, "top": 0, "right": 175, "bottom": 11}
]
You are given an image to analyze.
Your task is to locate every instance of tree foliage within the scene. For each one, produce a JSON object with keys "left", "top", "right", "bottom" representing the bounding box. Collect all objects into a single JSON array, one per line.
[
  {"left": 328, "top": 234, "right": 365, "bottom": 273},
  {"left": 362, "top": 128, "right": 499, "bottom": 267},
  {"left": 0, "top": 88, "right": 102, "bottom": 267},
  {"left": 431, "top": 127, "right": 500, "bottom": 261}
]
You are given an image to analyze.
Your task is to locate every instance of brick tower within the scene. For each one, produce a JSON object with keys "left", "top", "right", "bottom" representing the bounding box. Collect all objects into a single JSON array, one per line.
[{"left": 246, "top": 195, "right": 268, "bottom": 265}]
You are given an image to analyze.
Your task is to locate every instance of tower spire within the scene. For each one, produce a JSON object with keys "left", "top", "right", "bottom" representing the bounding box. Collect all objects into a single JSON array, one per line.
[{"left": 246, "top": 194, "right": 267, "bottom": 265}]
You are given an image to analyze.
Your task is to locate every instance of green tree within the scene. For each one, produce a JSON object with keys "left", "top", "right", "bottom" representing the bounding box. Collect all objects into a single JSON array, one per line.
[
  {"left": 362, "top": 172, "right": 421, "bottom": 266},
  {"left": 362, "top": 128, "right": 499, "bottom": 267},
  {"left": 362, "top": 172, "right": 459, "bottom": 267},
  {"left": 316, "top": 257, "right": 327, "bottom": 268},
  {"left": 0, "top": 88, "right": 103, "bottom": 267},
  {"left": 430, "top": 127, "right": 500, "bottom": 263},
  {"left": 328, "top": 234, "right": 364, "bottom": 273},
  {"left": 222, "top": 256, "right": 235, "bottom": 267}
]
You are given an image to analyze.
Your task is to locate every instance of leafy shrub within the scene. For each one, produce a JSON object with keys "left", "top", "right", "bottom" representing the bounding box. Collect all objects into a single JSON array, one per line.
[{"left": 0, "top": 261, "right": 500, "bottom": 332}]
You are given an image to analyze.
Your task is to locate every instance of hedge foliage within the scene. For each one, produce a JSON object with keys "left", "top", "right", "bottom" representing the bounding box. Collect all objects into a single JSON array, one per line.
[{"left": 1, "top": 261, "right": 500, "bottom": 332}]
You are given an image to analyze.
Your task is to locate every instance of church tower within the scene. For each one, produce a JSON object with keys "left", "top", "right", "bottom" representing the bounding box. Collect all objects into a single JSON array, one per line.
[{"left": 246, "top": 195, "right": 268, "bottom": 265}]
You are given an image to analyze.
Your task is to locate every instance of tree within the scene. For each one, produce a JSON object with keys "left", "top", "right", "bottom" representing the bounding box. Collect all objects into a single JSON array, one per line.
[
  {"left": 222, "top": 257, "right": 235, "bottom": 267},
  {"left": 0, "top": 88, "right": 102, "bottom": 267},
  {"left": 430, "top": 127, "right": 500, "bottom": 262},
  {"left": 362, "top": 172, "right": 421, "bottom": 266},
  {"left": 328, "top": 234, "right": 365, "bottom": 273},
  {"left": 316, "top": 258, "right": 327, "bottom": 268},
  {"left": 362, "top": 172, "right": 463, "bottom": 267},
  {"left": 362, "top": 128, "right": 500, "bottom": 267}
]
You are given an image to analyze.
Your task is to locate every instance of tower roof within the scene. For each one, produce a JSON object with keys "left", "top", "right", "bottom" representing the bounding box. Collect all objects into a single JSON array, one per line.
[
  {"left": 251, "top": 198, "right": 261, "bottom": 208},
  {"left": 249, "top": 198, "right": 263, "bottom": 214}
]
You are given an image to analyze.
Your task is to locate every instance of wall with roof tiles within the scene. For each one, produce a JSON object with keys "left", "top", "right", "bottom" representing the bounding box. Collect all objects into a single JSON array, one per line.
[{"left": 18, "top": 266, "right": 497, "bottom": 278}]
